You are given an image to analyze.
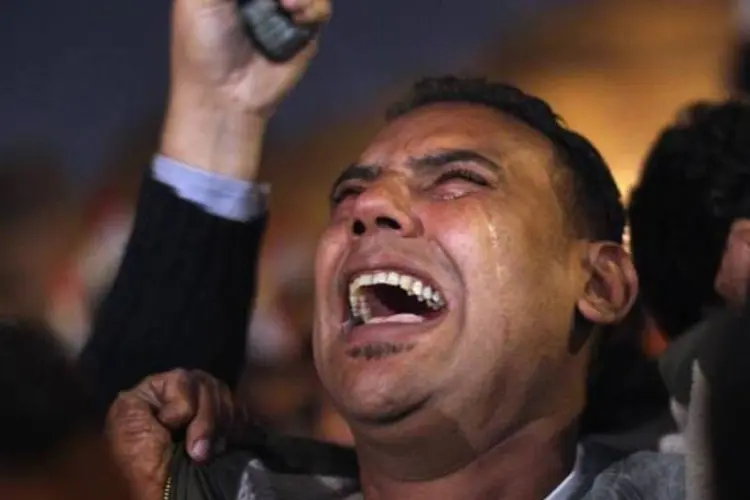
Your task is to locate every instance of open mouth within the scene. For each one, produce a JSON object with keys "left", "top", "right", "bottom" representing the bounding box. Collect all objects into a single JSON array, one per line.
[{"left": 347, "top": 270, "right": 447, "bottom": 326}]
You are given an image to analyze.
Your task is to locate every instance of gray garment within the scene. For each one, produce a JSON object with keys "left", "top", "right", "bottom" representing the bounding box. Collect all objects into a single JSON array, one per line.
[
  {"left": 581, "top": 450, "right": 685, "bottom": 500},
  {"left": 216, "top": 440, "right": 686, "bottom": 500},
  {"left": 659, "top": 308, "right": 733, "bottom": 407}
]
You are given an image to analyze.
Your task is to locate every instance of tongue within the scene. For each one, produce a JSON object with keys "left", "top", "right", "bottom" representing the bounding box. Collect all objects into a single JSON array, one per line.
[{"left": 367, "top": 313, "right": 425, "bottom": 324}]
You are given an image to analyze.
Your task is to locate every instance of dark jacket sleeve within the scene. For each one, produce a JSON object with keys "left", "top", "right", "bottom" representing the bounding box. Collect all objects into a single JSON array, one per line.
[{"left": 78, "top": 175, "right": 266, "bottom": 408}]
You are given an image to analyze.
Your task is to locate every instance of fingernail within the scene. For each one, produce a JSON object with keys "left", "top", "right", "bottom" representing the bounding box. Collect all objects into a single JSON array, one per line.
[{"left": 190, "top": 439, "right": 210, "bottom": 461}]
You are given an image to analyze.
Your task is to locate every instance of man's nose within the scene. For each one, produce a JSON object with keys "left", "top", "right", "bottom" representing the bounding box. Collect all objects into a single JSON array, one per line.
[{"left": 349, "top": 182, "right": 420, "bottom": 238}]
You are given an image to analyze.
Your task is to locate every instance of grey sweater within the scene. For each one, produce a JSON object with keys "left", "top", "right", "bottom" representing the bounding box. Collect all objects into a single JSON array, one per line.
[{"left": 166, "top": 436, "right": 685, "bottom": 500}]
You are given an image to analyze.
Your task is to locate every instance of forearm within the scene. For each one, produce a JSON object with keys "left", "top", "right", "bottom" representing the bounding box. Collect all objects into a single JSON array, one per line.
[
  {"left": 79, "top": 175, "right": 266, "bottom": 408},
  {"left": 161, "top": 86, "right": 268, "bottom": 181}
]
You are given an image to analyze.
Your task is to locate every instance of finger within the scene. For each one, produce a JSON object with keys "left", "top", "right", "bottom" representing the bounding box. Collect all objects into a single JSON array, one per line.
[
  {"left": 106, "top": 392, "right": 168, "bottom": 448},
  {"left": 153, "top": 369, "right": 198, "bottom": 431},
  {"left": 293, "top": 3, "right": 331, "bottom": 25},
  {"left": 130, "top": 376, "right": 164, "bottom": 408},
  {"left": 282, "top": 0, "right": 331, "bottom": 24},
  {"left": 195, "top": 371, "right": 232, "bottom": 437},
  {"left": 193, "top": 372, "right": 238, "bottom": 455},
  {"left": 106, "top": 391, "right": 153, "bottom": 434},
  {"left": 213, "top": 380, "right": 236, "bottom": 454},
  {"left": 185, "top": 378, "right": 216, "bottom": 462}
]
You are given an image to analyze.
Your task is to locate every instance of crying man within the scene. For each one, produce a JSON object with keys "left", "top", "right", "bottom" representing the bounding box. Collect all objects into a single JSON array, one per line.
[
  {"left": 307, "top": 77, "right": 684, "bottom": 499},
  {"left": 110, "top": 77, "right": 686, "bottom": 500}
]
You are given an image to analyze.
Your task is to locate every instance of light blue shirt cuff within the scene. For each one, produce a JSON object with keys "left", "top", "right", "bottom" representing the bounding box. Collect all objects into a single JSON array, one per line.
[{"left": 152, "top": 155, "right": 269, "bottom": 223}]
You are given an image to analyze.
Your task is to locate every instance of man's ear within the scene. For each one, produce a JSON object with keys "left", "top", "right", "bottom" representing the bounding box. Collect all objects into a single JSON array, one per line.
[
  {"left": 577, "top": 242, "right": 638, "bottom": 325},
  {"left": 715, "top": 219, "right": 750, "bottom": 307}
]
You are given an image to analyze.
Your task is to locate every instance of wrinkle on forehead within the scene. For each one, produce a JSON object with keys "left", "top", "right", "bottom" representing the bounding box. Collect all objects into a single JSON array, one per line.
[
  {"left": 362, "top": 103, "right": 557, "bottom": 171},
  {"left": 355, "top": 102, "right": 576, "bottom": 245}
]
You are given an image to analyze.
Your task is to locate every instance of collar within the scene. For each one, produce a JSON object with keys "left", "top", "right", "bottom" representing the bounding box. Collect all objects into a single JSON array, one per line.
[{"left": 543, "top": 446, "right": 584, "bottom": 500}]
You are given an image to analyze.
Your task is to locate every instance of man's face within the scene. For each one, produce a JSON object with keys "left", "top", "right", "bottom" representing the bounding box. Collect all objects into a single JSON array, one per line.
[{"left": 313, "top": 103, "right": 595, "bottom": 439}]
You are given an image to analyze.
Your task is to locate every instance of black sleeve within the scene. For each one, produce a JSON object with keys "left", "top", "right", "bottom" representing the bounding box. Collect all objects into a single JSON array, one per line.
[{"left": 78, "top": 175, "right": 266, "bottom": 409}]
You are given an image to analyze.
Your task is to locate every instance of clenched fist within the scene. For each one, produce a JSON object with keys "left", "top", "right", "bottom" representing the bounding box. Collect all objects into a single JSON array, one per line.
[
  {"left": 161, "top": 0, "right": 331, "bottom": 179},
  {"left": 169, "top": 0, "right": 331, "bottom": 116},
  {"left": 106, "top": 369, "right": 241, "bottom": 500}
]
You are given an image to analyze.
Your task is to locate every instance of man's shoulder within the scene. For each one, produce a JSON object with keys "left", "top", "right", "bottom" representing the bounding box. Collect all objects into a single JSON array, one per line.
[{"left": 584, "top": 451, "right": 685, "bottom": 499}]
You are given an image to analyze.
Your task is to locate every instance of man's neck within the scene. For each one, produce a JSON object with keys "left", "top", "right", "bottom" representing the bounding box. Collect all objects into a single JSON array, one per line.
[{"left": 354, "top": 416, "right": 577, "bottom": 500}]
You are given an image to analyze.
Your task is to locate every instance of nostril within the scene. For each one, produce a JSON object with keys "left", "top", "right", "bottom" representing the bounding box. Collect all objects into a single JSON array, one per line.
[
  {"left": 375, "top": 217, "right": 401, "bottom": 231},
  {"left": 352, "top": 220, "right": 366, "bottom": 235}
]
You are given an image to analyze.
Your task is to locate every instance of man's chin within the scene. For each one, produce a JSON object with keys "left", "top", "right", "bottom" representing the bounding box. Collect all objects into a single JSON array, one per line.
[
  {"left": 344, "top": 340, "right": 415, "bottom": 360},
  {"left": 333, "top": 375, "right": 429, "bottom": 427}
]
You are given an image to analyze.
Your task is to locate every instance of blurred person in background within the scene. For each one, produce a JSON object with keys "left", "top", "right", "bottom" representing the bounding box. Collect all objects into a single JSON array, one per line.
[
  {"left": 0, "top": 320, "right": 132, "bottom": 500},
  {"left": 0, "top": 120, "right": 270, "bottom": 415},
  {"left": 709, "top": 281, "right": 750, "bottom": 500},
  {"left": 0, "top": 148, "right": 74, "bottom": 322},
  {"left": 629, "top": 101, "right": 750, "bottom": 345},
  {"left": 105, "top": 0, "right": 686, "bottom": 496},
  {"left": 735, "top": 0, "right": 750, "bottom": 96},
  {"left": 0, "top": 27, "right": 268, "bottom": 420},
  {"left": 628, "top": 100, "right": 750, "bottom": 496}
]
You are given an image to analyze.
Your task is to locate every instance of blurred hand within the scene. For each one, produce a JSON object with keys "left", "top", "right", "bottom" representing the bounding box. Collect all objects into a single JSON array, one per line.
[
  {"left": 106, "top": 369, "right": 239, "bottom": 499},
  {"left": 170, "top": 0, "right": 331, "bottom": 117}
]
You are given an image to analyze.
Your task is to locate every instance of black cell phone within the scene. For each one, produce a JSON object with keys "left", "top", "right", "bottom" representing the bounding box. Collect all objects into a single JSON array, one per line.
[{"left": 238, "top": 0, "right": 318, "bottom": 63}]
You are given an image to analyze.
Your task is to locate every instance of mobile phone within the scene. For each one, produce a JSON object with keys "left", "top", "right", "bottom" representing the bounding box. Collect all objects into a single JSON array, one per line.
[{"left": 238, "top": 0, "right": 318, "bottom": 63}]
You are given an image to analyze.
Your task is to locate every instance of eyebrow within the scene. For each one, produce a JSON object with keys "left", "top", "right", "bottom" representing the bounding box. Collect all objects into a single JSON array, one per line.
[
  {"left": 328, "top": 149, "right": 502, "bottom": 204},
  {"left": 329, "top": 164, "right": 381, "bottom": 204},
  {"left": 407, "top": 149, "right": 501, "bottom": 173}
]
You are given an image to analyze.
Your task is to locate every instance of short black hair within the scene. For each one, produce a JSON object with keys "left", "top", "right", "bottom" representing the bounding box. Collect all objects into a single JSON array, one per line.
[
  {"left": 0, "top": 320, "right": 99, "bottom": 473},
  {"left": 387, "top": 76, "right": 626, "bottom": 244},
  {"left": 628, "top": 101, "right": 750, "bottom": 339}
]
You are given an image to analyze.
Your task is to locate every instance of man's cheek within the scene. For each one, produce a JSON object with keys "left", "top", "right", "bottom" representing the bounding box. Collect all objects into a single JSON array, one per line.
[{"left": 315, "top": 233, "right": 342, "bottom": 282}]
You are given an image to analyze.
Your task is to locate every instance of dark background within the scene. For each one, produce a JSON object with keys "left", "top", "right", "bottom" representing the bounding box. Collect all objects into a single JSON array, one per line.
[{"left": 0, "top": 0, "right": 578, "bottom": 187}]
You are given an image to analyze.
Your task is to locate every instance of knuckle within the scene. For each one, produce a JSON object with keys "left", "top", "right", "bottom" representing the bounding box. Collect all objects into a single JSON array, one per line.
[
  {"left": 167, "top": 396, "right": 195, "bottom": 419},
  {"left": 170, "top": 368, "right": 191, "bottom": 384},
  {"left": 107, "top": 407, "right": 158, "bottom": 442},
  {"left": 107, "top": 393, "right": 142, "bottom": 420}
]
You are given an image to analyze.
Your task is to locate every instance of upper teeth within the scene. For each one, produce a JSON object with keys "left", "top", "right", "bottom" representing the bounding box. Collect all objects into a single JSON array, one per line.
[{"left": 348, "top": 270, "right": 446, "bottom": 322}]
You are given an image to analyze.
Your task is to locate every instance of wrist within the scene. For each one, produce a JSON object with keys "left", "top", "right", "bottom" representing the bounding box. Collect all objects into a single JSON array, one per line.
[{"left": 160, "top": 86, "right": 269, "bottom": 181}]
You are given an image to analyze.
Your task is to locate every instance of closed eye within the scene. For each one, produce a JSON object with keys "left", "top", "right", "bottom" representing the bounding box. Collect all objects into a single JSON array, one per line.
[{"left": 435, "top": 168, "right": 490, "bottom": 186}]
